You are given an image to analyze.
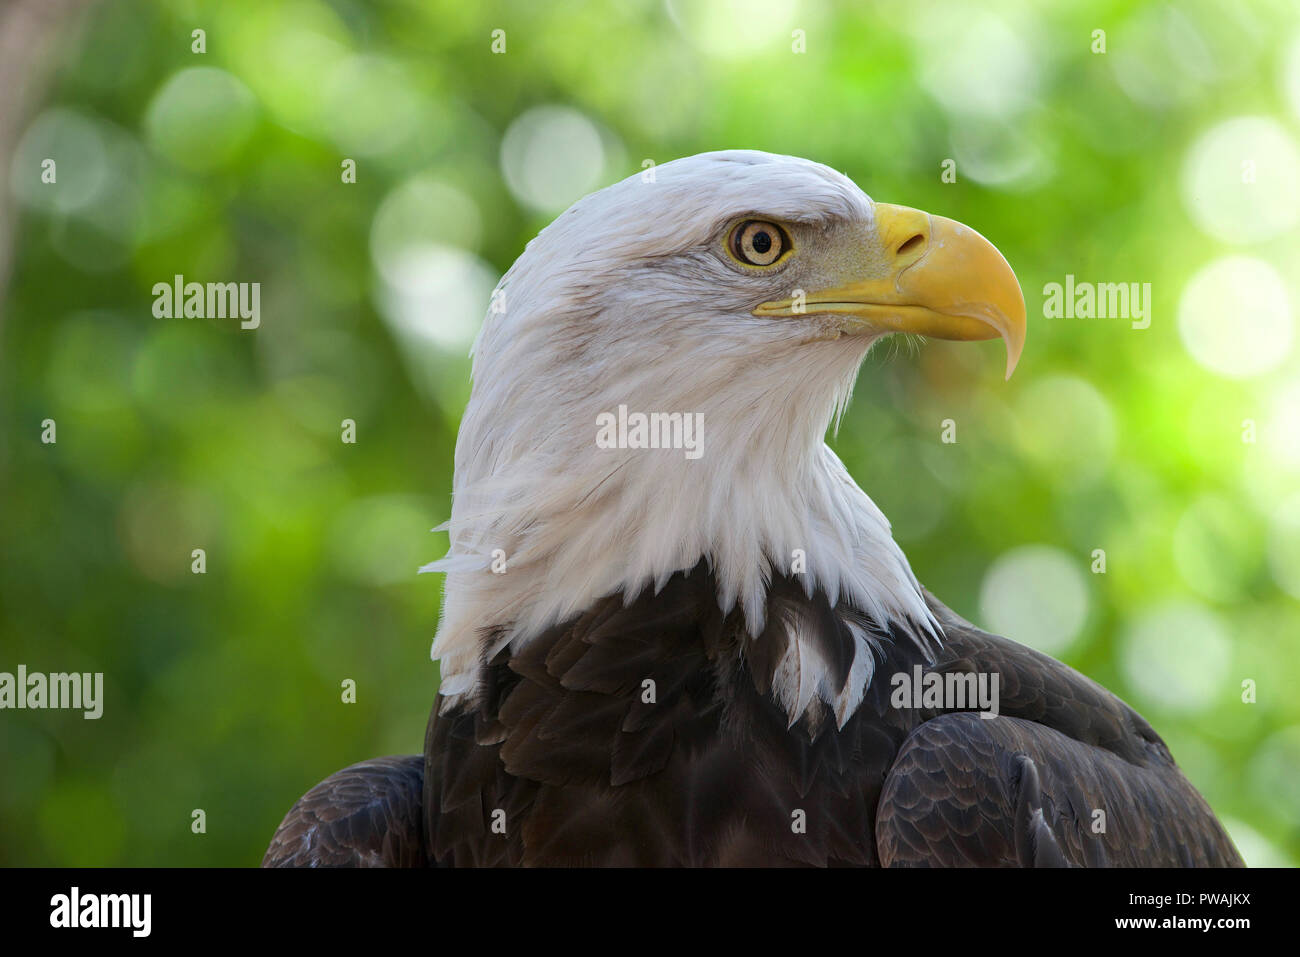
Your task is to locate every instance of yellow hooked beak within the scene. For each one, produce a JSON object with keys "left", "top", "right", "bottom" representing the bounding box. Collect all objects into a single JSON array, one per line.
[{"left": 753, "top": 204, "right": 1026, "bottom": 378}]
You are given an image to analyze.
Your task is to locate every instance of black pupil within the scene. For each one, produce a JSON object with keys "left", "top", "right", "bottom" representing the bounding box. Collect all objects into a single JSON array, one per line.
[{"left": 751, "top": 230, "right": 772, "bottom": 254}]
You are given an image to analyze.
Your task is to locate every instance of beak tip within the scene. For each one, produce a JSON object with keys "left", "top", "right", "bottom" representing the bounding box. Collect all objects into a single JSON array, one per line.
[
  {"left": 1001, "top": 295, "right": 1027, "bottom": 381},
  {"left": 1003, "top": 332, "right": 1024, "bottom": 380}
]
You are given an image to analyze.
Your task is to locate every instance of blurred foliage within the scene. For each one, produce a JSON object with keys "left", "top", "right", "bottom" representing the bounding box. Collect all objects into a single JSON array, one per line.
[{"left": 1, "top": 0, "right": 1298, "bottom": 866}]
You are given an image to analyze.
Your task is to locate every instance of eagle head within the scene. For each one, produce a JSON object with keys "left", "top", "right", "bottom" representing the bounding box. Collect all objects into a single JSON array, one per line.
[{"left": 426, "top": 150, "right": 1025, "bottom": 715}]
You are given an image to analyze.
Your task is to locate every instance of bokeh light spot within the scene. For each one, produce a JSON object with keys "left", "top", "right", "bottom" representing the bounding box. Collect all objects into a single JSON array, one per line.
[
  {"left": 321, "top": 55, "right": 424, "bottom": 158},
  {"left": 1182, "top": 116, "right": 1300, "bottom": 244},
  {"left": 1281, "top": 31, "right": 1300, "bottom": 125},
  {"left": 1178, "top": 256, "right": 1292, "bottom": 378},
  {"left": 224, "top": 0, "right": 351, "bottom": 135},
  {"left": 911, "top": 10, "right": 1038, "bottom": 120},
  {"left": 949, "top": 119, "right": 1052, "bottom": 189},
  {"left": 10, "top": 109, "right": 108, "bottom": 212},
  {"left": 500, "top": 106, "right": 607, "bottom": 215},
  {"left": 1014, "top": 375, "right": 1116, "bottom": 482},
  {"left": 1119, "top": 602, "right": 1230, "bottom": 713},
  {"left": 665, "top": 0, "right": 800, "bottom": 58},
  {"left": 373, "top": 244, "right": 497, "bottom": 354},
  {"left": 1111, "top": 6, "right": 1217, "bottom": 110},
  {"left": 371, "top": 176, "right": 482, "bottom": 261},
  {"left": 979, "top": 545, "right": 1089, "bottom": 655},
  {"left": 145, "top": 67, "right": 258, "bottom": 172}
]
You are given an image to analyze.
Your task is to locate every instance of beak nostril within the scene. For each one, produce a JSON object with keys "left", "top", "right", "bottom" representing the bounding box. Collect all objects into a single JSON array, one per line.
[{"left": 897, "top": 233, "right": 926, "bottom": 258}]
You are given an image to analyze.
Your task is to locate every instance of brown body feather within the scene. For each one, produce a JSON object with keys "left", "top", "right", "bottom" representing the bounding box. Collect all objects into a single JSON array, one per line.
[
  {"left": 263, "top": 754, "right": 426, "bottom": 867},
  {"left": 264, "top": 564, "right": 1241, "bottom": 867}
]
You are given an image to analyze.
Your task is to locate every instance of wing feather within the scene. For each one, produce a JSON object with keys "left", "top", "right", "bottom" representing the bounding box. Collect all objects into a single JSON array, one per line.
[{"left": 262, "top": 755, "right": 427, "bottom": 867}]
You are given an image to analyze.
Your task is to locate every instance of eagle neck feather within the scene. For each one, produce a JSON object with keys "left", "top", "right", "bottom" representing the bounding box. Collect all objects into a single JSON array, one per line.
[{"left": 426, "top": 339, "right": 941, "bottom": 727}]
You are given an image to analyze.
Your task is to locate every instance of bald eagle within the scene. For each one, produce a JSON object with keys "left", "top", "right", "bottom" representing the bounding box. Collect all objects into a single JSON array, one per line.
[{"left": 265, "top": 151, "right": 1242, "bottom": 868}]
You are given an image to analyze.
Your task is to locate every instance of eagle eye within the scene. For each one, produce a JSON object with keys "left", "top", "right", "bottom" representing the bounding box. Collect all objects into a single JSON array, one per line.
[{"left": 729, "top": 220, "right": 788, "bottom": 267}]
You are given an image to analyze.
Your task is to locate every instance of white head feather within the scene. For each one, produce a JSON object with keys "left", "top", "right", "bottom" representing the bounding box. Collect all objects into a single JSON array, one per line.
[{"left": 423, "top": 150, "right": 940, "bottom": 722}]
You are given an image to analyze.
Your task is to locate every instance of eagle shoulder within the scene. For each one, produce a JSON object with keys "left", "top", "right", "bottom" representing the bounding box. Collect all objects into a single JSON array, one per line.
[
  {"left": 873, "top": 591, "right": 1245, "bottom": 867},
  {"left": 263, "top": 755, "right": 427, "bottom": 867}
]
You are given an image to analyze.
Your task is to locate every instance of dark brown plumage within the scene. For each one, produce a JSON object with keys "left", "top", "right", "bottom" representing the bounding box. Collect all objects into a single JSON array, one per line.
[
  {"left": 263, "top": 755, "right": 426, "bottom": 867},
  {"left": 264, "top": 562, "right": 1241, "bottom": 867}
]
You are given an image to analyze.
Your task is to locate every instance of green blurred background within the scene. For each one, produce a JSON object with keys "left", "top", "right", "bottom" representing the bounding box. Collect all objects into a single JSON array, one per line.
[{"left": 1, "top": 0, "right": 1298, "bottom": 866}]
